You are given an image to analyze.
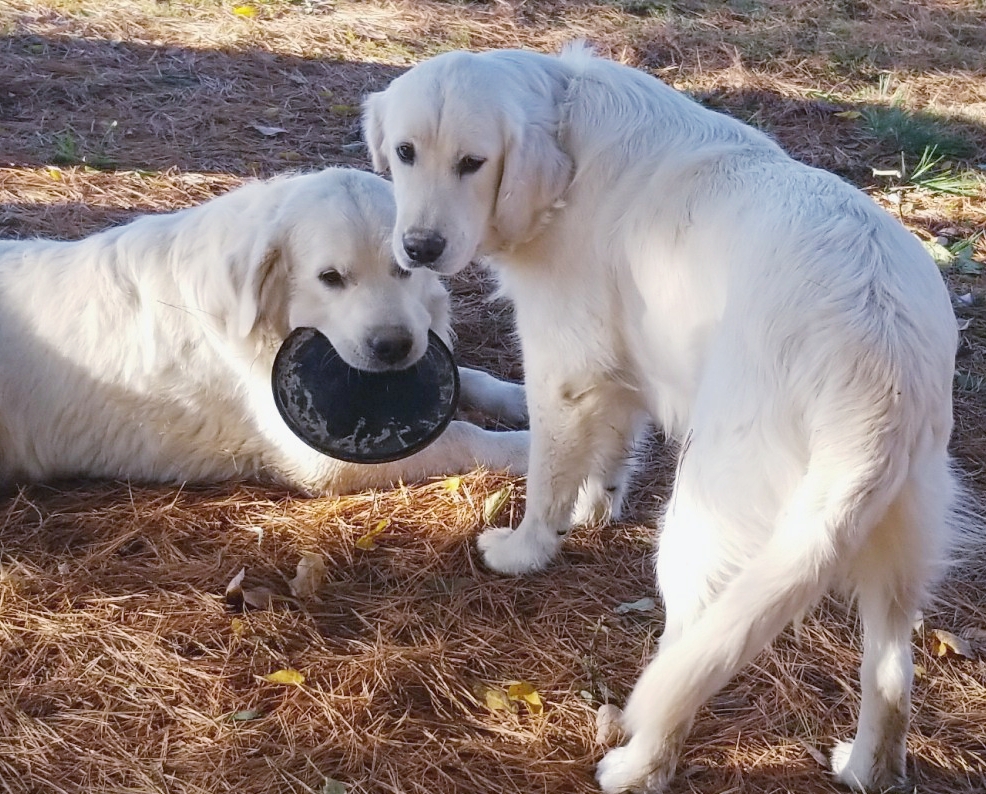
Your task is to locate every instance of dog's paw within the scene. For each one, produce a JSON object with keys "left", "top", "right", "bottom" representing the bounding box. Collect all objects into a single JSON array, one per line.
[
  {"left": 458, "top": 368, "right": 529, "bottom": 427},
  {"left": 831, "top": 741, "right": 868, "bottom": 791},
  {"left": 596, "top": 742, "right": 673, "bottom": 794},
  {"left": 491, "top": 380, "right": 529, "bottom": 427},
  {"left": 477, "top": 521, "right": 560, "bottom": 575},
  {"left": 831, "top": 740, "right": 905, "bottom": 792}
]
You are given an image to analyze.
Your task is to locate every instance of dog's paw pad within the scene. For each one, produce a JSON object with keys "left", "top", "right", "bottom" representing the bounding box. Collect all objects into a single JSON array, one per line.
[
  {"left": 596, "top": 745, "right": 667, "bottom": 794},
  {"left": 476, "top": 526, "right": 514, "bottom": 554},
  {"left": 831, "top": 739, "right": 906, "bottom": 792},
  {"left": 830, "top": 740, "right": 853, "bottom": 775}
]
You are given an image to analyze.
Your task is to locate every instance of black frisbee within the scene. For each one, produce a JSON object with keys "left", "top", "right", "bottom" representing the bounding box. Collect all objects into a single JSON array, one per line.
[{"left": 272, "top": 327, "right": 459, "bottom": 463}]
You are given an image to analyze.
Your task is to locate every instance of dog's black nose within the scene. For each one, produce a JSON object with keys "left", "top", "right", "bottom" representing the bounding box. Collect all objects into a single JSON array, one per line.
[
  {"left": 402, "top": 229, "right": 446, "bottom": 265},
  {"left": 368, "top": 327, "right": 414, "bottom": 366}
]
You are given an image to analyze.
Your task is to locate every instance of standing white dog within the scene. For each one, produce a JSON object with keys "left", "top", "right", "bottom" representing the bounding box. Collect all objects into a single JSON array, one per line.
[
  {"left": 0, "top": 168, "right": 527, "bottom": 494},
  {"left": 364, "top": 44, "right": 963, "bottom": 792}
]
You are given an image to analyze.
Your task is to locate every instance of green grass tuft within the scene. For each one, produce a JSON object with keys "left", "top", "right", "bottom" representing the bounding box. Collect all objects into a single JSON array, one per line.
[{"left": 862, "top": 106, "right": 977, "bottom": 161}]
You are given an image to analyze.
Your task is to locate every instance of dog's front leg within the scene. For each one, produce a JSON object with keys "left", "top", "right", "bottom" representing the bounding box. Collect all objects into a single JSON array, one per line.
[
  {"left": 457, "top": 366, "right": 528, "bottom": 427},
  {"left": 291, "top": 421, "right": 529, "bottom": 496},
  {"left": 477, "top": 372, "right": 636, "bottom": 574}
]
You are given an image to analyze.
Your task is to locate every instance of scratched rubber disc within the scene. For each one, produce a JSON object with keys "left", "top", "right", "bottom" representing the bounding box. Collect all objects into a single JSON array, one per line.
[{"left": 272, "top": 327, "right": 459, "bottom": 463}]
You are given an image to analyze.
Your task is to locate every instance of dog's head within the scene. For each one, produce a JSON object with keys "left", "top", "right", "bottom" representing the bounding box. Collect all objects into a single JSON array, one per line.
[
  {"left": 363, "top": 50, "right": 574, "bottom": 275},
  {"left": 231, "top": 169, "right": 450, "bottom": 372}
]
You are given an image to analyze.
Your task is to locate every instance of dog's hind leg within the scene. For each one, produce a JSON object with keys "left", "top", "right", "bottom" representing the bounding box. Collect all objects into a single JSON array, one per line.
[
  {"left": 830, "top": 578, "right": 914, "bottom": 792},
  {"left": 832, "top": 462, "right": 953, "bottom": 791},
  {"left": 597, "top": 433, "right": 912, "bottom": 794},
  {"left": 571, "top": 411, "right": 647, "bottom": 527},
  {"left": 654, "top": 480, "right": 733, "bottom": 650}
]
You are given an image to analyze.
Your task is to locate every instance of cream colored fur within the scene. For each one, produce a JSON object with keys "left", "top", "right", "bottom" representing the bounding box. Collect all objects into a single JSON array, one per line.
[
  {"left": 0, "top": 168, "right": 527, "bottom": 494},
  {"left": 365, "top": 44, "right": 964, "bottom": 793}
]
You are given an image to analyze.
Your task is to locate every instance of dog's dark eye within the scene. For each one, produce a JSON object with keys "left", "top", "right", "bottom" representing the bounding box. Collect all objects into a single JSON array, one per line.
[
  {"left": 456, "top": 155, "right": 486, "bottom": 176},
  {"left": 392, "top": 263, "right": 412, "bottom": 280},
  {"left": 319, "top": 269, "right": 345, "bottom": 288},
  {"left": 396, "top": 143, "right": 415, "bottom": 165}
]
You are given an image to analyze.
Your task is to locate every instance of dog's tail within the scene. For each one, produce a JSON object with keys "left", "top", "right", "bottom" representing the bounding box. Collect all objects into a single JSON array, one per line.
[
  {"left": 558, "top": 39, "right": 597, "bottom": 63},
  {"left": 623, "top": 402, "right": 951, "bottom": 733},
  {"left": 935, "top": 461, "right": 986, "bottom": 590}
]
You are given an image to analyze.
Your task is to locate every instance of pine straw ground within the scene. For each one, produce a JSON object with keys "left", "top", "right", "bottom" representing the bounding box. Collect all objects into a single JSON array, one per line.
[{"left": 1, "top": 2, "right": 986, "bottom": 793}]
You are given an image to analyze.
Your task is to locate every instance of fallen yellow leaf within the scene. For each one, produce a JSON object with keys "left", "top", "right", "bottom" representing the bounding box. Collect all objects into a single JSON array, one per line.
[
  {"left": 230, "top": 708, "right": 263, "bottom": 721},
  {"left": 232, "top": 5, "right": 257, "bottom": 17},
  {"left": 355, "top": 518, "right": 390, "bottom": 551},
  {"left": 507, "top": 681, "right": 544, "bottom": 715},
  {"left": 483, "top": 485, "right": 513, "bottom": 524},
  {"left": 472, "top": 682, "right": 517, "bottom": 713},
  {"left": 320, "top": 779, "right": 347, "bottom": 794},
  {"left": 329, "top": 104, "right": 360, "bottom": 116},
  {"left": 264, "top": 668, "right": 305, "bottom": 686}
]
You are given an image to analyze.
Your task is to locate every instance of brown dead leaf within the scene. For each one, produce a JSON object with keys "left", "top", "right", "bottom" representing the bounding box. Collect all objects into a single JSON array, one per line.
[
  {"left": 595, "top": 703, "right": 624, "bottom": 746},
  {"left": 225, "top": 567, "right": 274, "bottom": 612},
  {"left": 288, "top": 552, "right": 326, "bottom": 600},
  {"left": 930, "top": 629, "right": 975, "bottom": 659}
]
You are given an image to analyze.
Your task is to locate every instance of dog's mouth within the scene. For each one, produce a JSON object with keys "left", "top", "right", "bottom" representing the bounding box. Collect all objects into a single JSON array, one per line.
[{"left": 336, "top": 343, "right": 427, "bottom": 374}]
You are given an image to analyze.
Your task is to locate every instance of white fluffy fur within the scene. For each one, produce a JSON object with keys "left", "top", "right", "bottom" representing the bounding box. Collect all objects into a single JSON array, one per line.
[
  {"left": 365, "top": 45, "right": 963, "bottom": 792},
  {"left": 0, "top": 168, "right": 527, "bottom": 494}
]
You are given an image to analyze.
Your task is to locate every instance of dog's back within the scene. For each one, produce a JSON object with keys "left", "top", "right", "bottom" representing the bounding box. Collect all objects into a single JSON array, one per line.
[
  {"left": 0, "top": 208, "right": 250, "bottom": 485},
  {"left": 0, "top": 175, "right": 321, "bottom": 487}
]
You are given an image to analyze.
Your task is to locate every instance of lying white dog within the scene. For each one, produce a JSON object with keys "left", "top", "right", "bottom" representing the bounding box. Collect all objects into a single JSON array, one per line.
[
  {"left": 365, "top": 44, "right": 963, "bottom": 792},
  {"left": 0, "top": 168, "right": 527, "bottom": 494}
]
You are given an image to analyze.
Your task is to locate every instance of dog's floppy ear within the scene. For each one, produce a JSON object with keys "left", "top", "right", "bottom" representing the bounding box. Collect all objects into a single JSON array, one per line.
[
  {"left": 494, "top": 114, "right": 573, "bottom": 245},
  {"left": 232, "top": 236, "right": 285, "bottom": 339},
  {"left": 362, "top": 91, "right": 389, "bottom": 173}
]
